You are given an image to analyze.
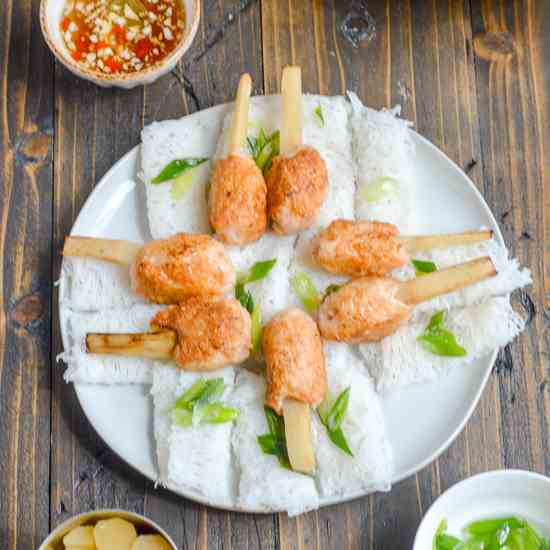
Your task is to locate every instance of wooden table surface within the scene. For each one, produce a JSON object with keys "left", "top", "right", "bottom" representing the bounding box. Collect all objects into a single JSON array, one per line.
[{"left": 1, "top": 0, "right": 549, "bottom": 548}]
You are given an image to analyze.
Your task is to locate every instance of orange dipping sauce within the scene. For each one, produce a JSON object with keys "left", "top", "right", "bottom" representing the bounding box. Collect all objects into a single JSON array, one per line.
[{"left": 60, "top": 0, "right": 186, "bottom": 75}]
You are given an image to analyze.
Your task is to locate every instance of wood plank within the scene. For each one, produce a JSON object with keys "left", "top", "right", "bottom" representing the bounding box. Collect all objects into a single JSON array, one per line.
[
  {"left": 470, "top": 0, "right": 550, "bottom": 477},
  {"left": 50, "top": 1, "right": 272, "bottom": 549},
  {"left": 0, "top": 1, "right": 53, "bottom": 549}
]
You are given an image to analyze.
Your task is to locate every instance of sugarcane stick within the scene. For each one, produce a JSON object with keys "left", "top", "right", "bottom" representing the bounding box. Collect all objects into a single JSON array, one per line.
[
  {"left": 282, "top": 399, "right": 316, "bottom": 474},
  {"left": 397, "top": 229, "right": 493, "bottom": 253},
  {"left": 86, "top": 330, "right": 176, "bottom": 359},
  {"left": 281, "top": 66, "right": 303, "bottom": 154},
  {"left": 396, "top": 256, "right": 496, "bottom": 305},
  {"left": 275, "top": 66, "right": 317, "bottom": 474},
  {"left": 228, "top": 73, "right": 252, "bottom": 155},
  {"left": 63, "top": 236, "right": 142, "bottom": 265}
]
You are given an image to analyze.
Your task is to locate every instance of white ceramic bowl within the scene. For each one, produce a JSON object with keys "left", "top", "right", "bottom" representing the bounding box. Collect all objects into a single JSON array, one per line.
[
  {"left": 38, "top": 508, "right": 178, "bottom": 549},
  {"left": 413, "top": 470, "right": 550, "bottom": 549},
  {"left": 40, "top": 0, "right": 200, "bottom": 88}
]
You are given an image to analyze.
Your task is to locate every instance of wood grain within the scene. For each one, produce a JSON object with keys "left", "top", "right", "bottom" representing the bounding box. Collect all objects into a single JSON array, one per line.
[
  {"left": 0, "top": 0, "right": 54, "bottom": 548},
  {"left": 1, "top": 1, "right": 549, "bottom": 549},
  {"left": 470, "top": 0, "right": 550, "bottom": 476}
]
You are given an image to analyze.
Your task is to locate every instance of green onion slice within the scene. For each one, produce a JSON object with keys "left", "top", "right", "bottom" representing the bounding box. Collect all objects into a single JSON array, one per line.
[
  {"left": 323, "top": 283, "right": 343, "bottom": 300},
  {"left": 193, "top": 403, "right": 240, "bottom": 425},
  {"left": 291, "top": 272, "right": 321, "bottom": 313},
  {"left": 170, "top": 171, "right": 194, "bottom": 200},
  {"left": 433, "top": 515, "right": 550, "bottom": 550},
  {"left": 250, "top": 302, "right": 263, "bottom": 354},
  {"left": 465, "top": 517, "right": 525, "bottom": 535},
  {"left": 235, "top": 260, "right": 276, "bottom": 349},
  {"left": 151, "top": 157, "right": 209, "bottom": 184},
  {"left": 314, "top": 104, "right": 325, "bottom": 127},
  {"left": 257, "top": 407, "right": 291, "bottom": 469},
  {"left": 317, "top": 388, "right": 353, "bottom": 457},
  {"left": 170, "top": 378, "right": 239, "bottom": 428},
  {"left": 412, "top": 259, "right": 437, "bottom": 276},
  {"left": 248, "top": 129, "right": 280, "bottom": 174},
  {"left": 238, "top": 259, "right": 277, "bottom": 285},
  {"left": 417, "top": 311, "right": 467, "bottom": 357},
  {"left": 359, "top": 176, "right": 400, "bottom": 203}
]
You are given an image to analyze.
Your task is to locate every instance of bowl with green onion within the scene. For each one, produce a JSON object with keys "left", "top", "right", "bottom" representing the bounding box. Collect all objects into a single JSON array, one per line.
[{"left": 414, "top": 470, "right": 550, "bottom": 549}]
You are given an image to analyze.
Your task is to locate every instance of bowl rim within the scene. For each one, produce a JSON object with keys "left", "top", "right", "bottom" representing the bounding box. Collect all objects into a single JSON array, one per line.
[
  {"left": 413, "top": 469, "right": 550, "bottom": 549},
  {"left": 39, "top": 0, "right": 200, "bottom": 83},
  {"left": 38, "top": 508, "right": 178, "bottom": 549}
]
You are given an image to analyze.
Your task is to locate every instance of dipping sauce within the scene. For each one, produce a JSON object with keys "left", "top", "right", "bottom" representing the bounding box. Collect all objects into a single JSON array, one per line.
[{"left": 60, "top": 0, "right": 186, "bottom": 75}]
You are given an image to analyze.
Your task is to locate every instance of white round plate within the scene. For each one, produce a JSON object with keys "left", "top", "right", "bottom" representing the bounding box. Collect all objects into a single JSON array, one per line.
[
  {"left": 62, "top": 105, "right": 503, "bottom": 511},
  {"left": 413, "top": 470, "right": 550, "bottom": 548}
]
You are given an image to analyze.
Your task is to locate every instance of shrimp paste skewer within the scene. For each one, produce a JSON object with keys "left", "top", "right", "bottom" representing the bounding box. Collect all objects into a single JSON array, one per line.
[
  {"left": 262, "top": 308, "right": 326, "bottom": 474},
  {"left": 311, "top": 219, "right": 494, "bottom": 277},
  {"left": 319, "top": 257, "right": 497, "bottom": 343},
  {"left": 63, "top": 233, "right": 236, "bottom": 304},
  {"left": 86, "top": 296, "right": 251, "bottom": 371},
  {"left": 265, "top": 66, "right": 328, "bottom": 235},
  {"left": 209, "top": 73, "right": 268, "bottom": 245}
]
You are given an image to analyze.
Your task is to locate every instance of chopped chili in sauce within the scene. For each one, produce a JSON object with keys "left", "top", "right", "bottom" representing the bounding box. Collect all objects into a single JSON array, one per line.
[{"left": 60, "top": 0, "right": 185, "bottom": 75}]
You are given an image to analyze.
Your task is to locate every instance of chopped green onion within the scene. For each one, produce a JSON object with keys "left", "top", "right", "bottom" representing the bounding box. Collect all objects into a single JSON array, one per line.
[
  {"left": 195, "top": 378, "right": 225, "bottom": 405},
  {"left": 257, "top": 407, "right": 291, "bottom": 469},
  {"left": 359, "top": 176, "right": 400, "bottom": 203},
  {"left": 314, "top": 104, "right": 325, "bottom": 127},
  {"left": 326, "top": 388, "right": 350, "bottom": 431},
  {"left": 250, "top": 302, "right": 263, "bottom": 354},
  {"left": 417, "top": 311, "right": 467, "bottom": 357},
  {"left": 170, "top": 171, "right": 194, "bottom": 200},
  {"left": 317, "top": 389, "right": 334, "bottom": 422},
  {"left": 248, "top": 129, "right": 280, "bottom": 174},
  {"left": 239, "top": 259, "right": 277, "bottom": 285},
  {"left": 171, "top": 378, "right": 207, "bottom": 410},
  {"left": 264, "top": 407, "right": 284, "bottom": 440},
  {"left": 171, "top": 409, "right": 193, "bottom": 428},
  {"left": 524, "top": 523, "right": 542, "bottom": 547},
  {"left": 431, "top": 519, "right": 464, "bottom": 550},
  {"left": 257, "top": 433, "right": 280, "bottom": 455},
  {"left": 151, "top": 157, "right": 209, "bottom": 184},
  {"left": 235, "top": 282, "right": 253, "bottom": 312},
  {"left": 465, "top": 518, "right": 525, "bottom": 535},
  {"left": 170, "top": 378, "right": 239, "bottom": 428},
  {"left": 291, "top": 272, "right": 321, "bottom": 313},
  {"left": 434, "top": 534, "right": 462, "bottom": 550},
  {"left": 323, "top": 283, "right": 342, "bottom": 300},
  {"left": 235, "top": 260, "right": 276, "bottom": 349},
  {"left": 193, "top": 403, "right": 240, "bottom": 425},
  {"left": 317, "top": 388, "right": 353, "bottom": 457},
  {"left": 433, "top": 516, "right": 548, "bottom": 550},
  {"left": 412, "top": 259, "right": 437, "bottom": 276}
]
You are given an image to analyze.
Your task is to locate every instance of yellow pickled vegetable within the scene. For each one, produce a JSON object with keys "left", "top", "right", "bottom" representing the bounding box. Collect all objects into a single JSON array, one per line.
[
  {"left": 131, "top": 535, "right": 173, "bottom": 550},
  {"left": 63, "top": 525, "right": 95, "bottom": 549},
  {"left": 94, "top": 518, "right": 137, "bottom": 550}
]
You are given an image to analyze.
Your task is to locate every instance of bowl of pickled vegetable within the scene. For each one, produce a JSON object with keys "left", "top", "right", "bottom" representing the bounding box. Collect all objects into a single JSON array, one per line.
[
  {"left": 40, "top": 0, "right": 200, "bottom": 88},
  {"left": 39, "top": 509, "right": 177, "bottom": 550},
  {"left": 413, "top": 470, "right": 550, "bottom": 549}
]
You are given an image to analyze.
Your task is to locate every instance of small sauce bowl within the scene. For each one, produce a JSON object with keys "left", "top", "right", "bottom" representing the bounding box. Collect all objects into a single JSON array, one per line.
[
  {"left": 413, "top": 469, "right": 550, "bottom": 549},
  {"left": 40, "top": 0, "right": 200, "bottom": 88},
  {"left": 38, "top": 508, "right": 178, "bottom": 549}
]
